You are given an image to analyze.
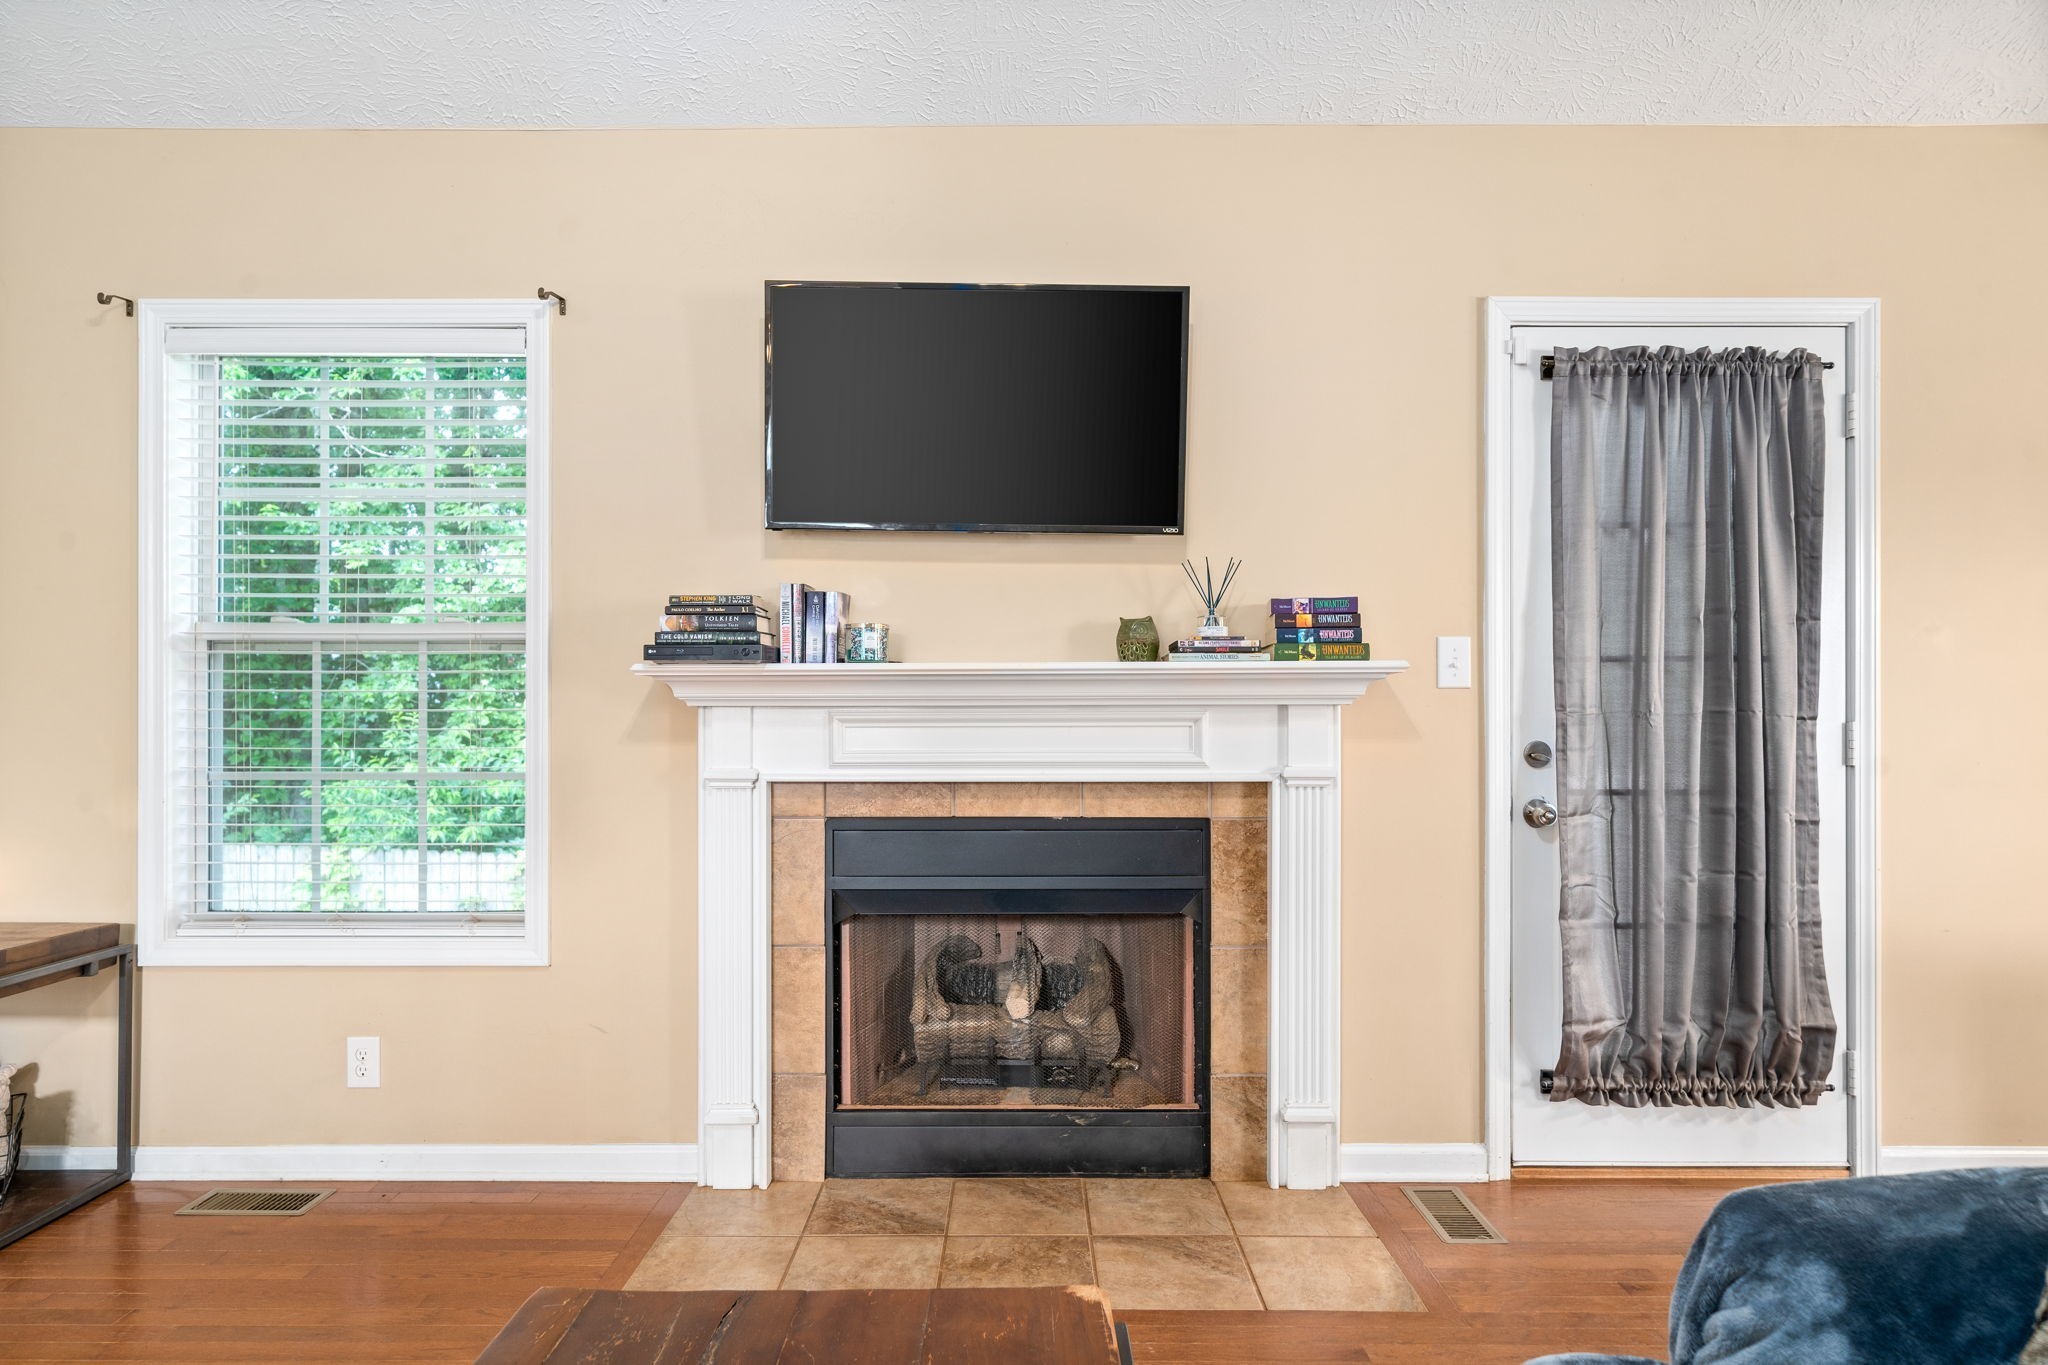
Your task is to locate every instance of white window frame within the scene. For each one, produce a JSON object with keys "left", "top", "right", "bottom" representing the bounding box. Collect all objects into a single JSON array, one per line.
[{"left": 137, "top": 299, "right": 551, "bottom": 967}]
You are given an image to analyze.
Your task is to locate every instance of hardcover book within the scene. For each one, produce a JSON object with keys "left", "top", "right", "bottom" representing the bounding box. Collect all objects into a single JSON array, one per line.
[
  {"left": 1274, "top": 612, "right": 1360, "bottom": 628},
  {"left": 1272, "top": 626, "right": 1364, "bottom": 644},
  {"left": 1270, "top": 596, "right": 1360, "bottom": 615},
  {"left": 1270, "top": 641, "right": 1371, "bottom": 661},
  {"left": 660, "top": 611, "right": 770, "bottom": 632},
  {"left": 1168, "top": 641, "right": 1265, "bottom": 654},
  {"left": 1165, "top": 650, "right": 1272, "bottom": 662},
  {"left": 803, "top": 591, "right": 826, "bottom": 664},
  {"left": 824, "top": 590, "right": 849, "bottom": 664},
  {"left": 668, "top": 594, "right": 769, "bottom": 608},
  {"left": 780, "top": 583, "right": 810, "bottom": 663},
  {"left": 643, "top": 642, "right": 778, "bottom": 662}
]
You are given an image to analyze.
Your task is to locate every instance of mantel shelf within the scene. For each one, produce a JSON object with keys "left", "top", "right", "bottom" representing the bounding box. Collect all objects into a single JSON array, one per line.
[{"left": 633, "top": 659, "right": 1408, "bottom": 708}]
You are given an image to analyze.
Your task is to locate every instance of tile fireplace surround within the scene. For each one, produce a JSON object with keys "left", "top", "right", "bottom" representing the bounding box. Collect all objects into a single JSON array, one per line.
[{"left": 636, "top": 661, "right": 1407, "bottom": 1191}]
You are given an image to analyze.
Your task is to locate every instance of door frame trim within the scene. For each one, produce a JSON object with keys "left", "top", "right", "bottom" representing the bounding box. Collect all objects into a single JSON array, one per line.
[{"left": 1481, "top": 297, "right": 1882, "bottom": 1179}]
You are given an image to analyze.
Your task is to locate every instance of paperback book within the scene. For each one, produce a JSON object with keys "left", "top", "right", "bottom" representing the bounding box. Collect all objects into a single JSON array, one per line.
[
  {"left": 668, "top": 594, "right": 769, "bottom": 609},
  {"left": 1270, "top": 596, "right": 1360, "bottom": 615},
  {"left": 1274, "top": 611, "right": 1360, "bottom": 628},
  {"left": 1270, "top": 641, "right": 1371, "bottom": 661},
  {"left": 654, "top": 630, "right": 776, "bottom": 645},
  {"left": 1166, "top": 650, "right": 1273, "bottom": 662},
  {"left": 1272, "top": 626, "right": 1365, "bottom": 644}
]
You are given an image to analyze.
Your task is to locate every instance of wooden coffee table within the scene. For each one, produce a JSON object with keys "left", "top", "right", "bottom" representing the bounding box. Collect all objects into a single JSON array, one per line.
[{"left": 476, "top": 1285, "right": 1125, "bottom": 1364}]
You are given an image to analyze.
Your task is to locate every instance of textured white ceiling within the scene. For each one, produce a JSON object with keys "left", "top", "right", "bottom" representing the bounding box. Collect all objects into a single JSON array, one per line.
[{"left": 4, "top": 0, "right": 2044, "bottom": 128}]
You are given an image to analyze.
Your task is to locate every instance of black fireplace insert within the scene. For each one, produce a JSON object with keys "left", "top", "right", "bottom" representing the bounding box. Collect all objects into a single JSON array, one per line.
[{"left": 823, "top": 817, "right": 1210, "bottom": 1178}]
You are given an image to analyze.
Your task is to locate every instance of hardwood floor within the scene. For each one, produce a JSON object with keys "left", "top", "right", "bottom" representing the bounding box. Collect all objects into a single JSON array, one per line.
[{"left": 0, "top": 1175, "right": 1776, "bottom": 1363}]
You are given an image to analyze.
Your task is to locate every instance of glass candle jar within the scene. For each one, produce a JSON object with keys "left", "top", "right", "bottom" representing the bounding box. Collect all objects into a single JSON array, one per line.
[{"left": 844, "top": 623, "right": 890, "bottom": 663}]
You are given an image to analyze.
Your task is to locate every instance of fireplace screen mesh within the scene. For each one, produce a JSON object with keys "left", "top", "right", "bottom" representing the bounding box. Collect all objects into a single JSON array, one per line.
[{"left": 837, "top": 912, "right": 1195, "bottom": 1110}]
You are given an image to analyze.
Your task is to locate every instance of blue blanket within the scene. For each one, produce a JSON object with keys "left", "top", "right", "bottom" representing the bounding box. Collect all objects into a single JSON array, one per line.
[{"left": 1528, "top": 1168, "right": 2048, "bottom": 1365}]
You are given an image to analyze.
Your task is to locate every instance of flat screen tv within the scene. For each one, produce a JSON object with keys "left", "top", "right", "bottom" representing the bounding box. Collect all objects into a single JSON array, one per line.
[{"left": 764, "top": 281, "right": 1189, "bottom": 533}]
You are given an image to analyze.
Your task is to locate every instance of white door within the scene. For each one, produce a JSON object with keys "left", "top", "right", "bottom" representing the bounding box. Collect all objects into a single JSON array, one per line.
[{"left": 1509, "top": 325, "right": 1852, "bottom": 1167}]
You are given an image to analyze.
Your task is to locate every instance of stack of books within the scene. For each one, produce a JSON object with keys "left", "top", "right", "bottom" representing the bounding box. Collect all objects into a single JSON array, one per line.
[
  {"left": 1166, "top": 633, "right": 1268, "bottom": 663},
  {"left": 778, "top": 583, "right": 854, "bottom": 664},
  {"left": 1268, "top": 597, "right": 1370, "bottom": 660},
  {"left": 644, "top": 595, "right": 778, "bottom": 662}
]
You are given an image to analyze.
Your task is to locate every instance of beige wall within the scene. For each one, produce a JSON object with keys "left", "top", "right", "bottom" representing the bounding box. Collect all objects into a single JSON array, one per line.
[{"left": 0, "top": 126, "right": 2042, "bottom": 1153}]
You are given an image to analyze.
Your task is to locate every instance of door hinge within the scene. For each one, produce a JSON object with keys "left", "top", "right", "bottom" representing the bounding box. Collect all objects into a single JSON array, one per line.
[
  {"left": 1842, "top": 720, "right": 1858, "bottom": 767},
  {"left": 1843, "top": 391, "right": 1858, "bottom": 440},
  {"left": 1843, "top": 1051, "right": 1859, "bottom": 1098}
]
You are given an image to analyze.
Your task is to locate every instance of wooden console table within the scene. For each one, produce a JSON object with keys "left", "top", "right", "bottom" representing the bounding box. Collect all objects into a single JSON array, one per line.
[
  {"left": 477, "top": 1286, "right": 1126, "bottom": 1364},
  {"left": 0, "top": 923, "right": 134, "bottom": 1249}
]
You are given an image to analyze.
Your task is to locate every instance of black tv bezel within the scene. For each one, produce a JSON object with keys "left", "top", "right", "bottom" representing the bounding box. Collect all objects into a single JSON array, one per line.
[{"left": 763, "top": 280, "right": 1190, "bottom": 535}]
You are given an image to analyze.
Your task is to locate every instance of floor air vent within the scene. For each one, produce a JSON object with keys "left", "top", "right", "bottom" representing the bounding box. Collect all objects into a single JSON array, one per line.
[
  {"left": 1401, "top": 1185, "right": 1506, "bottom": 1244},
  {"left": 174, "top": 1188, "right": 334, "bottom": 1216}
]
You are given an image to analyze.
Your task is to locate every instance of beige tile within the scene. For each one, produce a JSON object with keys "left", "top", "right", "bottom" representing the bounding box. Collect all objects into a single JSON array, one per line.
[
  {"left": 1084, "top": 1179, "right": 1231, "bottom": 1236},
  {"left": 1090, "top": 1236, "right": 1263, "bottom": 1311},
  {"left": 1216, "top": 1183, "right": 1375, "bottom": 1237},
  {"left": 670, "top": 1181, "right": 823, "bottom": 1237},
  {"left": 772, "top": 946, "right": 826, "bottom": 1075},
  {"left": 1240, "top": 1236, "right": 1423, "bottom": 1311},
  {"left": 947, "top": 1179, "right": 1088, "bottom": 1235},
  {"left": 806, "top": 1179, "right": 954, "bottom": 1235},
  {"left": 1081, "top": 782, "right": 1210, "bottom": 817},
  {"left": 781, "top": 1235, "right": 945, "bottom": 1291},
  {"left": 771, "top": 782, "right": 825, "bottom": 817},
  {"left": 952, "top": 783, "right": 1083, "bottom": 818},
  {"left": 1210, "top": 819, "right": 1270, "bottom": 946},
  {"left": 940, "top": 1235, "right": 1095, "bottom": 1288},
  {"left": 772, "top": 1074, "right": 826, "bottom": 1182},
  {"left": 824, "top": 782, "right": 952, "bottom": 817},
  {"left": 1211, "top": 782, "right": 1269, "bottom": 818},
  {"left": 625, "top": 1235, "right": 797, "bottom": 1291},
  {"left": 1211, "top": 1076, "right": 1268, "bottom": 1183},
  {"left": 771, "top": 818, "right": 825, "bottom": 946},
  {"left": 1210, "top": 948, "right": 1269, "bottom": 1076}
]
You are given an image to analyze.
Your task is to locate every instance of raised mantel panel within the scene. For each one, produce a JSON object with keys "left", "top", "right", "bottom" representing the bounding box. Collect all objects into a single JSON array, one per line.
[{"left": 639, "top": 658, "right": 1408, "bottom": 1189}]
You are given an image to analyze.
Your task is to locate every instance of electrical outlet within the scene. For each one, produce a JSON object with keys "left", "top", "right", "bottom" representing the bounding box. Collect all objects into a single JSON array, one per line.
[
  {"left": 346, "top": 1036, "right": 380, "bottom": 1088},
  {"left": 1437, "top": 635, "right": 1473, "bottom": 689}
]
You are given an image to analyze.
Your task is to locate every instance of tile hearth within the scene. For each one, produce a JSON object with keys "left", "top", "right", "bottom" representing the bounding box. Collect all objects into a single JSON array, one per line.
[{"left": 625, "top": 1178, "right": 1423, "bottom": 1313}]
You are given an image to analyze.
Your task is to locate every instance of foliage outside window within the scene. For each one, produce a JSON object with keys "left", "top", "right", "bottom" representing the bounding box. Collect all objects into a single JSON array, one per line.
[{"left": 196, "top": 355, "right": 530, "bottom": 918}]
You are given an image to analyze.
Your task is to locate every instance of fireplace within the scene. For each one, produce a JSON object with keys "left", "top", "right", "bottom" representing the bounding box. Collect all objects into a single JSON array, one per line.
[{"left": 824, "top": 818, "right": 1209, "bottom": 1178}]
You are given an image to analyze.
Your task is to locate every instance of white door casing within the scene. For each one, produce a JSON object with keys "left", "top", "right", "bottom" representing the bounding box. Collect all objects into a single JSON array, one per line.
[{"left": 1483, "top": 299, "right": 1882, "bottom": 1179}]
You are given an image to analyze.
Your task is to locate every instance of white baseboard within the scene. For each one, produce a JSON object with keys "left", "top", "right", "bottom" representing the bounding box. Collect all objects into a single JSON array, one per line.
[
  {"left": 1877, "top": 1146, "right": 2048, "bottom": 1174},
  {"left": 23, "top": 1143, "right": 699, "bottom": 1183},
  {"left": 1339, "top": 1142, "right": 1490, "bottom": 1183}
]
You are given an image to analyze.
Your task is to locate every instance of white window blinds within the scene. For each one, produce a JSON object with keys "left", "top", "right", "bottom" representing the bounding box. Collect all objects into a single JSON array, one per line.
[{"left": 162, "top": 343, "right": 532, "bottom": 924}]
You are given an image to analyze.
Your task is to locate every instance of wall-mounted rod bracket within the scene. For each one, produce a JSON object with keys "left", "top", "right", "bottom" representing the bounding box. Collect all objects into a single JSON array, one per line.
[
  {"left": 97, "top": 292, "right": 135, "bottom": 318},
  {"left": 537, "top": 287, "right": 567, "bottom": 317}
]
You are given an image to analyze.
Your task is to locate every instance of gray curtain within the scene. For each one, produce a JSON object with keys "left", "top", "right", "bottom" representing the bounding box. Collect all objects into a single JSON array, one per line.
[{"left": 1548, "top": 345, "right": 1835, "bottom": 1108}]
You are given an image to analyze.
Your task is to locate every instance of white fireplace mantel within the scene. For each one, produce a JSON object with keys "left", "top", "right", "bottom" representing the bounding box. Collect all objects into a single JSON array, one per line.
[{"left": 636, "top": 659, "right": 1407, "bottom": 1190}]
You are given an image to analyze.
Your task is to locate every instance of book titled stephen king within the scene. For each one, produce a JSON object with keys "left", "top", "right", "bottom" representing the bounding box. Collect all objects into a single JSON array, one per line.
[
  {"left": 643, "top": 642, "right": 778, "bottom": 662},
  {"left": 1270, "top": 641, "right": 1371, "bottom": 661},
  {"left": 659, "top": 611, "right": 770, "bottom": 632},
  {"left": 1273, "top": 611, "right": 1361, "bottom": 628},
  {"left": 668, "top": 594, "right": 769, "bottom": 609},
  {"left": 654, "top": 630, "right": 775, "bottom": 645},
  {"left": 1272, "top": 626, "right": 1364, "bottom": 644},
  {"left": 1270, "top": 596, "right": 1360, "bottom": 615}
]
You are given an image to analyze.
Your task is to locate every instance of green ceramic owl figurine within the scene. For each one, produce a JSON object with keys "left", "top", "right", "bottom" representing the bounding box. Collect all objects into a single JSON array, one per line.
[{"left": 1115, "top": 616, "right": 1160, "bottom": 662}]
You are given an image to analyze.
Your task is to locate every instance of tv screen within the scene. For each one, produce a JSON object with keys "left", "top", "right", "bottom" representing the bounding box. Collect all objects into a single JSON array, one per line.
[{"left": 765, "top": 282, "right": 1188, "bottom": 533}]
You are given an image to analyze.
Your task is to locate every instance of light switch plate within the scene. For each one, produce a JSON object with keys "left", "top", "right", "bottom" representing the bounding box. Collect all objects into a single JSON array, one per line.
[{"left": 1436, "top": 636, "right": 1472, "bottom": 688}]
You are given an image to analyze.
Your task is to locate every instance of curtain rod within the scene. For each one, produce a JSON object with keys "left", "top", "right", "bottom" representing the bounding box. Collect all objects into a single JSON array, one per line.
[{"left": 1540, "top": 355, "right": 1834, "bottom": 379}]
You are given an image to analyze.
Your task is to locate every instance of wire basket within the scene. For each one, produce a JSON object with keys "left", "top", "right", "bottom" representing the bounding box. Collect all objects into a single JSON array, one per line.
[{"left": 0, "top": 1092, "right": 26, "bottom": 1205}]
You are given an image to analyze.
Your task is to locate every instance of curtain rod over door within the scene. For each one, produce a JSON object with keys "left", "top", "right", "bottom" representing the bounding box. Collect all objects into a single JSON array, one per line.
[{"left": 1539, "top": 355, "right": 1834, "bottom": 379}]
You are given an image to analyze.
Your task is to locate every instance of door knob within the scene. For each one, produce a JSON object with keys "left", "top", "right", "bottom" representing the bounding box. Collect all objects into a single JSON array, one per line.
[{"left": 1523, "top": 798, "right": 1559, "bottom": 829}]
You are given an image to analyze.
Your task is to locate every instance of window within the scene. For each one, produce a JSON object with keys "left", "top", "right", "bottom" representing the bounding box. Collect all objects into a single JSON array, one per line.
[{"left": 139, "top": 302, "right": 549, "bottom": 965}]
